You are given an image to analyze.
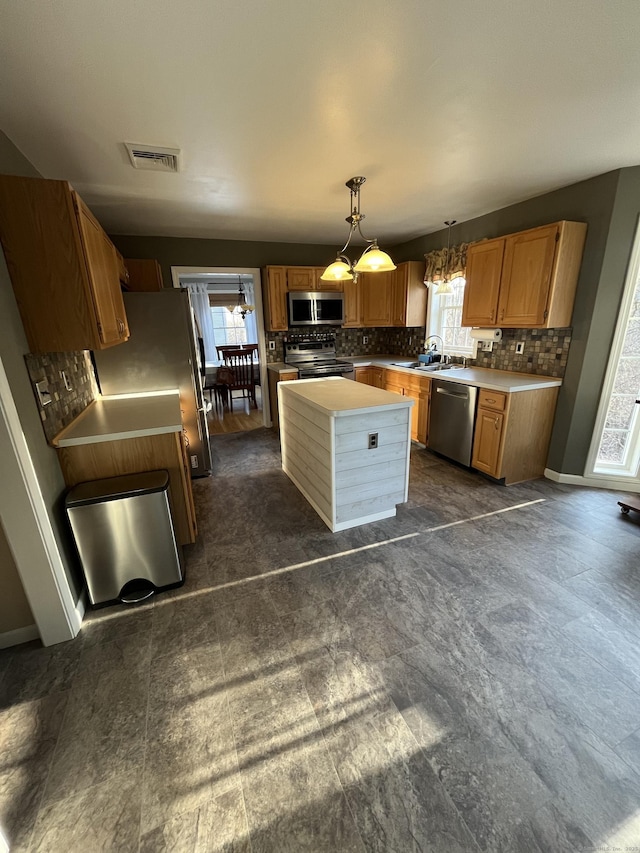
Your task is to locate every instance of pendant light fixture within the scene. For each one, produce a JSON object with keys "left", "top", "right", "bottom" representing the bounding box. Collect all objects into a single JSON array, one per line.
[
  {"left": 320, "top": 177, "right": 396, "bottom": 283},
  {"left": 433, "top": 220, "right": 456, "bottom": 295},
  {"left": 226, "top": 277, "right": 255, "bottom": 320}
]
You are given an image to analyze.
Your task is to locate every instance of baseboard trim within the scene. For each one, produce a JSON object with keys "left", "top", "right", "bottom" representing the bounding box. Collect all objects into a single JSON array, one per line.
[
  {"left": 0, "top": 623, "right": 39, "bottom": 649},
  {"left": 544, "top": 468, "right": 637, "bottom": 492}
]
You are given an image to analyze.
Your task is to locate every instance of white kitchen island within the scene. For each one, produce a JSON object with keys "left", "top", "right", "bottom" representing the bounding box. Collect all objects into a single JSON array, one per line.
[{"left": 278, "top": 377, "right": 414, "bottom": 531}]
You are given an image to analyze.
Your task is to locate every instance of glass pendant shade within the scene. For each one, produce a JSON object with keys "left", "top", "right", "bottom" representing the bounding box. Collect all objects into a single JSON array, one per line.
[
  {"left": 353, "top": 244, "right": 397, "bottom": 273},
  {"left": 320, "top": 258, "right": 354, "bottom": 281}
]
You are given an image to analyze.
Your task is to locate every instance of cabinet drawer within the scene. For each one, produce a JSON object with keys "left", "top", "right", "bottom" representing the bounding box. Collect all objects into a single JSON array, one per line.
[{"left": 478, "top": 389, "right": 507, "bottom": 412}]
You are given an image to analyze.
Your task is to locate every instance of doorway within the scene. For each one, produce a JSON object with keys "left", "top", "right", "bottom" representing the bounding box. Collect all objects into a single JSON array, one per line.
[
  {"left": 170, "top": 267, "right": 270, "bottom": 434},
  {"left": 586, "top": 219, "right": 640, "bottom": 486}
]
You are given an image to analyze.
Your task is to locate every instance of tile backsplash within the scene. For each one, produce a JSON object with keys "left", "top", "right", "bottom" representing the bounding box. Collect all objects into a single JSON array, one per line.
[
  {"left": 470, "top": 328, "right": 572, "bottom": 377},
  {"left": 266, "top": 327, "right": 425, "bottom": 362},
  {"left": 267, "top": 325, "right": 572, "bottom": 378},
  {"left": 25, "top": 351, "right": 97, "bottom": 443}
]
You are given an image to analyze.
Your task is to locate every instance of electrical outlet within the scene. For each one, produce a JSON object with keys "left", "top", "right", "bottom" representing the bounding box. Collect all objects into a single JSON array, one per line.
[
  {"left": 363, "top": 336, "right": 369, "bottom": 345},
  {"left": 268, "top": 340, "right": 276, "bottom": 351},
  {"left": 190, "top": 455, "right": 198, "bottom": 469},
  {"left": 515, "top": 341, "right": 525, "bottom": 354},
  {"left": 481, "top": 341, "right": 493, "bottom": 352},
  {"left": 368, "top": 432, "right": 378, "bottom": 449}
]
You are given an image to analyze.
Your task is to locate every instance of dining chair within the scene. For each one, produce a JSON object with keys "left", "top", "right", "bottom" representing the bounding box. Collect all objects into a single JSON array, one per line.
[{"left": 220, "top": 344, "right": 259, "bottom": 408}]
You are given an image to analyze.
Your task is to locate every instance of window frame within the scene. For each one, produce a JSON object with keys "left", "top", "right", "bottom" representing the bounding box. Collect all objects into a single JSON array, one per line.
[{"left": 425, "top": 275, "right": 477, "bottom": 358}]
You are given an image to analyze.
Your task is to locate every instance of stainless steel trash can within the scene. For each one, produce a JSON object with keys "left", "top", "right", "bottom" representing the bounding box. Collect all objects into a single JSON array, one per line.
[{"left": 65, "top": 470, "right": 184, "bottom": 606}]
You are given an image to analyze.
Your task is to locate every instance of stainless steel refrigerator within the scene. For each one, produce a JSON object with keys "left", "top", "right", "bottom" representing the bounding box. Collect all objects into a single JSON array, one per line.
[{"left": 93, "top": 290, "right": 212, "bottom": 477}]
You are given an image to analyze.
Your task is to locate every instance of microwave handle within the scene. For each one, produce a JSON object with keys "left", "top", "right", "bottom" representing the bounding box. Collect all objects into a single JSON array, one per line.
[{"left": 311, "top": 299, "right": 318, "bottom": 324}]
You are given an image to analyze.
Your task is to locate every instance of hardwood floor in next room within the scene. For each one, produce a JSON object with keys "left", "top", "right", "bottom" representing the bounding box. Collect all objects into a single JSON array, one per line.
[{"left": 1, "top": 429, "right": 640, "bottom": 851}]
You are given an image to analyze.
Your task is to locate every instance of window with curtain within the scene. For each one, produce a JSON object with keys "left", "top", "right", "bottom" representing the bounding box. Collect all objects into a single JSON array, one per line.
[{"left": 423, "top": 241, "right": 474, "bottom": 357}]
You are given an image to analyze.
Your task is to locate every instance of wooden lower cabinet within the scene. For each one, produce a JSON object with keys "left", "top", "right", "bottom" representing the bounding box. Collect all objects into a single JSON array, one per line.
[
  {"left": 354, "top": 365, "right": 384, "bottom": 388},
  {"left": 56, "top": 431, "right": 197, "bottom": 545},
  {"left": 384, "top": 368, "right": 430, "bottom": 444},
  {"left": 471, "top": 386, "right": 559, "bottom": 484},
  {"left": 268, "top": 368, "right": 298, "bottom": 430}
]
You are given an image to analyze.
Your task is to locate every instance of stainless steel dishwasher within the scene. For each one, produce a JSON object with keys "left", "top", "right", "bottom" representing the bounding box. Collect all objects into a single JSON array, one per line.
[{"left": 428, "top": 379, "right": 478, "bottom": 466}]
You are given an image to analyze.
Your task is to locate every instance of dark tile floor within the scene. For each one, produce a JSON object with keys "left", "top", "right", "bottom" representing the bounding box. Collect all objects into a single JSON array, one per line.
[{"left": 2, "top": 428, "right": 640, "bottom": 851}]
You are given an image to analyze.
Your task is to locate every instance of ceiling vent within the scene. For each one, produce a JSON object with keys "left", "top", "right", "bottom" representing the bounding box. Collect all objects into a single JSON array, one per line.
[{"left": 124, "top": 143, "right": 180, "bottom": 172}]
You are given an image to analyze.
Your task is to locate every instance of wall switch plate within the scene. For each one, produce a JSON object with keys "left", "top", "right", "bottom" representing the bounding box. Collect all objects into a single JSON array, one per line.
[
  {"left": 481, "top": 341, "right": 493, "bottom": 352},
  {"left": 363, "top": 336, "right": 369, "bottom": 345},
  {"left": 368, "top": 432, "right": 378, "bottom": 449},
  {"left": 515, "top": 341, "right": 525, "bottom": 354},
  {"left": 190, "top": 455, "right": 198, "bottom": 469},
  {"left": 35, "top": 379, "right": 52, "bottom": 407},
  {"left": 268, "top": 340, "right": 276, "bottom": 351},
  {"left": 60, "top": 370, "right": 73, "bottom": 391}
]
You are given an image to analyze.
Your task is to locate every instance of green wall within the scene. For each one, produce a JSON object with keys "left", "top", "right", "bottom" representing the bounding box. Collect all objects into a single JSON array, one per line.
[
  {"left": 393, "top": 170, "right": 626, "bottom": 475},
  {"left": 111, "top": 234, "right": 338, "bottom": 289},
  {"left": 0, "top": 131, "right": 82, "bottom": 599}
]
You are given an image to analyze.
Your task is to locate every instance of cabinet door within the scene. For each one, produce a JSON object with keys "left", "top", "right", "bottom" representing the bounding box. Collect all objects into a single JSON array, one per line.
[
  {"left": 263, "top": 267, "right": 288, "bottom": 331},
  {"left": 498, "top": 225, "right": 558, "bottom": 326},
  {"left": 287, "top": 267, "right": 315, "bottom": 291},
  {"left": 391, "top": 266, "right": 407, "bottom": 326},
  {"left": 75, "top": 197, "right": 127, "bottom": 346},
  {"left": 314, "top": 267, "right": 343, "bottom": 292},
  {"left": 462, "top": 238, "right": 505, "bottom": 327},
  {"left": 471, "top": 407, "right": 505, "bottom": 477},
  {"left": 371, "top": 367, "right": 384, "bottom": 388},
  {"left": 354, "top": 367, "right": 373, "bottom": 384},
  {"left": 343, "top": 279, "right": 362, "bottom": 327},
  {"left": 125, "top": 258, "right": 163, "bottom": 291},
  {"left": 384, "top": 369, "right": 404, "bottom": 395},
  {"left": 362, "top": 271, "right": 392, "bottom": 326}
]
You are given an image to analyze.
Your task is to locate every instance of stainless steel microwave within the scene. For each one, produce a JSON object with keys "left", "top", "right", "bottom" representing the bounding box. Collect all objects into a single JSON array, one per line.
[{"left": 288, "top": 291, "right": 344, "bottom": 326}]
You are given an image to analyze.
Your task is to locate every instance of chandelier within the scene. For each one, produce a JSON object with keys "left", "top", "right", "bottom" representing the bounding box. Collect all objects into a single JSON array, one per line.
[
  {"left": 226, "top": 277, "right": 255, "bottom": 320},
  {"left": 320, "top": 177, "right": 396, "bottom": 283}
]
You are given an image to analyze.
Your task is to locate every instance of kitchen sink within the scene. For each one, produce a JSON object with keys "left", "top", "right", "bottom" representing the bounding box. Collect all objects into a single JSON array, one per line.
[
  {"left": 415, "top": 363, "right": 454, "bottom": 372},
  {"left": 391, "top": 361, "right": 421, "bottom": 368}
]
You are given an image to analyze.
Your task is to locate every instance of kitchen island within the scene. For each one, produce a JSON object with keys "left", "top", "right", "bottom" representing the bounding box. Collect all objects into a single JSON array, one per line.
[
  {"left": 278, "top": 377, "right": 414, "bottom": 531},
  {"left": 51, "top": 391, "right": 197, "bottom": 545}
]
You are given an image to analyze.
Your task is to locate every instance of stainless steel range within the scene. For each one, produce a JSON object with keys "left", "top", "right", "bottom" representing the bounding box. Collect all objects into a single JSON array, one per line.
[{"left": 284, "top": 334, "right": 355, "bottom": 380}]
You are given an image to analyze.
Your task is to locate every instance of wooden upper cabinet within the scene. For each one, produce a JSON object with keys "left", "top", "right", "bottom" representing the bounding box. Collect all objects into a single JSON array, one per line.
[
  {"left": 263, "top": 266, "right": 289, "bottom": 331},
  {"left": 462, "top": 221, "right": 587, "bottom": 329},
  {"left": 0, "top": 175, "right": 129, "bottom": 353},
  {"left": 74, "top": 195, "right": 128, "bottom": 346},
  {"left": 462, "top": 237, "right": 505, "bottom": 326},
  {"left": 287, "top": 267, "right": 315, "bottom": 291},
  {"left": 125, "top": 258, "right": 164, "bottom": 292},
  {"left": 362, "top": 271, "right": 392, "bottom": 326},
  {"left": 499, "top": 225, "right": 559, "bottom": 326},
  {"left": 391, "top": 261, "right": 427, "bottom": 327},
  {"left": 343, "top": 279, "right": 363, "bottom": 327}
]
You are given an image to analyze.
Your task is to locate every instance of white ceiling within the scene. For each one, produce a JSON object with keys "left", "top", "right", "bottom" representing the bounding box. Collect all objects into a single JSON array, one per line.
[{"left": 1, "top": 0, "right": 640, "bottom": 245}]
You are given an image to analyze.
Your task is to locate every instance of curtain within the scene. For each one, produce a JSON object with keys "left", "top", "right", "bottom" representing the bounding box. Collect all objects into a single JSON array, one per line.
[
  {"left": 424, "top": 242, "right": 469, "bottom": 284},
  {"left": 185, "top": 283, "right": 217, "bottom": 364}
]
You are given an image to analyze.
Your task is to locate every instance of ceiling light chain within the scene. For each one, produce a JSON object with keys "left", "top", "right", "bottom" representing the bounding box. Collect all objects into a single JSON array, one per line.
[{"left": 320, "top": 177, "right": 396, "bottom": 283}]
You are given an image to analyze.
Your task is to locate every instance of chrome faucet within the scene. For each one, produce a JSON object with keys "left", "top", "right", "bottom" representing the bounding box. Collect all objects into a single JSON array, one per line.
[{"left": 424, "top": 334, "right": 448, "bottom": 363}]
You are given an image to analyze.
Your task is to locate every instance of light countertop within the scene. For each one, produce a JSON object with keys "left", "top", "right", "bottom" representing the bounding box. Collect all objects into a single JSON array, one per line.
[
  {"left": 267, "top": 362, "right": 299, "bottom": 374},
  {"left": 345, "top": 357, "right": 562, "bottom": 392},
  {"left": 279, "top": 376, "right": 413, "bottom": 417},
  {"left": 52, "top": 391, "right": 183, "bottom": 447}
]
